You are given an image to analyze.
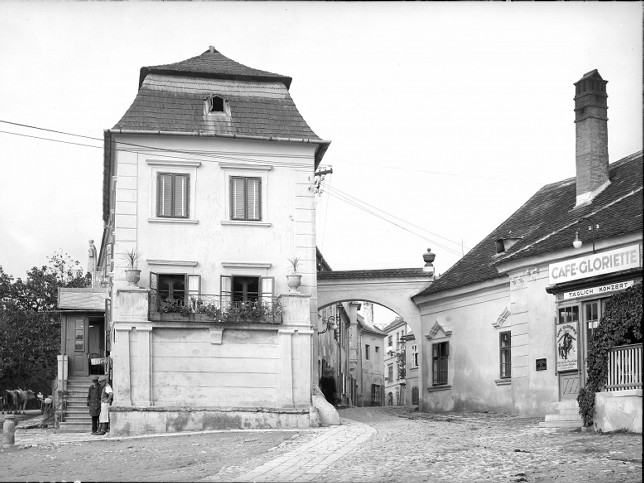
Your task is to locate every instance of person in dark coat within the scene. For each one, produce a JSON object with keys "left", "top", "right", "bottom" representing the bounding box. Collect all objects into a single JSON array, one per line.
[
  {"left": 319, "top": 368, "right": 337, "bottom": 406},
  {"left": 87, "top": 375, "right": 101, "bottom": 434}
]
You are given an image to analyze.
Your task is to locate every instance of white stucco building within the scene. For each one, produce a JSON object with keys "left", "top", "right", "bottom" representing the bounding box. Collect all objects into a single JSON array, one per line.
[
  {"left": 412, "top": 70, "right": 642, "bottom": 431},
  {"left": 94, "top": 46, "right": 330, "bottom": 434}
]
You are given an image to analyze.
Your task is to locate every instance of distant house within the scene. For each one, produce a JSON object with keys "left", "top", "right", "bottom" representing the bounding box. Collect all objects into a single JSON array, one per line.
[
  {"left": 316, "top": 295, "right": 386, "bottom": 406},
  {"left": 382, "top": 317, "right": 408, "bottom": 406},
  {"left": 94, "top": 46, "right": 330, "bottom": 434},
  {"left": 413, "top": 70, "right": 642, "bottom": 431}
]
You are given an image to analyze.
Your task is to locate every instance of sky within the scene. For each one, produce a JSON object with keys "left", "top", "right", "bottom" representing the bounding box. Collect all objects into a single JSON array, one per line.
[{"left": 0, "top": 2, "right": 642, "bottom": 321}]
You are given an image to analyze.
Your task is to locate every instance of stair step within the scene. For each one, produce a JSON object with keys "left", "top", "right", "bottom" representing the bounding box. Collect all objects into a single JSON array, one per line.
[
  {"left": 555, "top": 409, "right": 582, "bottom": 417},
  {"left": 65, "top": 413, "right": 92, "bottom": 423},
  {"left": 545, "top": 414, "right": 583, "bottom": 422},
  {"left": 538, "top": 420, "right": 583, "bottom": 428},
  {"left": 58, "top": 424, "right": 93, "bottom": 433},
  {"left": 65, "top": 409, "right": 91, "bottom": 416}
]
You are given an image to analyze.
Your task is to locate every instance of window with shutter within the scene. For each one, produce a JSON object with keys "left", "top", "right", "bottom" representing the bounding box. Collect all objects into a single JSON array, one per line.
[
  {"left": 432, "top": 342, "right": 449, "bottom": 386},
  {"left": 230, "top": 176, "right": 261, "bottom": 221},
  {"left": 157, "top": 173, "right": 189, "bottom": 218},
  {"left": 220, "top": 275, "right": 232, "bottom": 308},
  {"left": 260, "top": 277, "right": 274, "bottom": 309}
]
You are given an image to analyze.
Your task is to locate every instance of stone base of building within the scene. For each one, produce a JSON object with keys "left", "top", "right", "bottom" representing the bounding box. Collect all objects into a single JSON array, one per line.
[
  {"left": 593, "top": 389, "right": 642, "bottom": 434},
  {"left": 109, "top": 406, "right": 320, "bottom": 436}
]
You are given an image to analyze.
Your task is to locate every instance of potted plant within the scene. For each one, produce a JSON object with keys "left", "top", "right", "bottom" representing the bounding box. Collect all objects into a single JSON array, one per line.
[
  {"left": 120, "top": 248, "right": 142, "bottom": 287},
  {"left": 286, "top": 257, "right": 302, "bottom": 292}
]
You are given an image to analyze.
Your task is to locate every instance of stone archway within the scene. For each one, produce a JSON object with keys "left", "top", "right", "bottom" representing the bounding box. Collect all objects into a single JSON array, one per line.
[{"left": 317, "top": 268, "right": 433, "bottom": 409}]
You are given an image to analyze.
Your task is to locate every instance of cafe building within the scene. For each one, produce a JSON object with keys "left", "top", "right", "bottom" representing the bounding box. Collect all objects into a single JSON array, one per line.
[{"left": 413, "top": 70, "right": 642, "bottom": 429}]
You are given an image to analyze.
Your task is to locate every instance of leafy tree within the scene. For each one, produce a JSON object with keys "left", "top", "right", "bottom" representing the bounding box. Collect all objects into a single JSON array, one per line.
[
  {"left": 0, "top": 252, "right": 89, "bottom": 396},
  {"left": 577, "top": 283, "right": 643, "bottom": 427},
  {"left": 388, "top": 346, "right": 406, "bottom": 380}
]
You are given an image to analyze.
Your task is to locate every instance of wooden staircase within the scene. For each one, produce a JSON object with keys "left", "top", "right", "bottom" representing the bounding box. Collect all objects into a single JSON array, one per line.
[
  {"left": 59, "top": 376, "right": 94, "bottom": 433},
  {"left": 538, "top": 399, "right": 584, "bottom": 430}
]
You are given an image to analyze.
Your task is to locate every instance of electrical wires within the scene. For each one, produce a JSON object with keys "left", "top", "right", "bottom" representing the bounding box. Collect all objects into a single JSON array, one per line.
[{"left": 322, "top": 184, "right": 468, "bottom": 257}]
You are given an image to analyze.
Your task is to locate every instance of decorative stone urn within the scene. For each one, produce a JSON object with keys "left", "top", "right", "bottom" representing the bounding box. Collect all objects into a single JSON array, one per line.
[
  {"left": 125, "top": 268, "right": 141, "bottom": 287},
  {"left": 286, "top": 273, "right": 302, "bottom": 292}
]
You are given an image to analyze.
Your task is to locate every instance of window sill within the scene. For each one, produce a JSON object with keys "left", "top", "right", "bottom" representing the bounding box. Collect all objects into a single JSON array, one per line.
[
  {"left": 221, "top": 221, "right": 272, "bottom": 228},
  {"left": 149, "top": 218, "right": 199, "bottom": 224},
  {"left": 427, "top": 385, "right": 451, "bottom": 393},
  {"left": 495, "top": 378, "right": 511, "bottom": 386}
]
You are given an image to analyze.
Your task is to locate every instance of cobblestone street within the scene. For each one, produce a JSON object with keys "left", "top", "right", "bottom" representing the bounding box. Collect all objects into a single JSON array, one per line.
[
  {"left": 210, "top": 407, "right": 642, "bottom": 483},
  {"left": 2, "top": 407, "right": 641, "bottom": 482}
]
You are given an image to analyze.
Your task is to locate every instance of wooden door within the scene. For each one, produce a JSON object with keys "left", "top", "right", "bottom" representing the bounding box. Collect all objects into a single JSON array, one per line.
[
  {"left": 65, "top": 316, "right": 88, "bottom": 376},
  {"left": 556, "top": 305, "right": 581, "bottom": 401}
]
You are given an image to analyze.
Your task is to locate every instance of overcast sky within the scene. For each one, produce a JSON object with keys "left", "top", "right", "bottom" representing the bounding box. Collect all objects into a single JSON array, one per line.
[{"left": 0, "top": 3, "right": 641, "bottom": 295}]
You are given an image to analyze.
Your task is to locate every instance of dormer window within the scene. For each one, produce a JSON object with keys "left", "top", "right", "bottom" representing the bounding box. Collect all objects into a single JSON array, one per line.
[{"left": 205, "top": 95, "right": 229, "bottom": 115}]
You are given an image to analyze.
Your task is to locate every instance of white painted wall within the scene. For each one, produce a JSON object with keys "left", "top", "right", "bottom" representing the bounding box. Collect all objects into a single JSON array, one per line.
[
  {"left": 111, "top": 134, "right": 319, "bottom": 311},
  {"left": 417, "top": 280, "right": 514, "bottom": 413}
]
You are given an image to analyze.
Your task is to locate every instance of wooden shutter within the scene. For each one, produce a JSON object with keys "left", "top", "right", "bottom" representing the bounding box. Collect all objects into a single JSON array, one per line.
[
  {"left": 247, "top": 178, "right": 261, "bottom": 220},
  {"left": 158, "top": 174, "right": 172, "bottom": 217},
  {"left": 149, "top": 272, "right": 159, "bottom": 311},
  {"left": 260, "top": 276, "right": 274, "bottom": 309},
  {"left": 187, "top": 274, "right": 201, "bottom": 302},
  {"left": 220, "top": 275, "right": 232, "bottom": 307},
  {"left": 174, "top": 174, "right": 188, "bottom": 217},
  {"left": 230, "top": 177, "right": 245, "bottom": 220}
]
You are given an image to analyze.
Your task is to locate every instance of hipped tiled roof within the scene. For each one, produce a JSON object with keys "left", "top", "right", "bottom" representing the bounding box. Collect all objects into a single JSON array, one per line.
[
  {"left": 113, "top": 48, "right": 327, "bottom": 147},
  {"left": 415, "top": 151, "right": 643, "bottom": 298},
  {"left": 138, "top": 47, "right": 292, "bottom": 89}
]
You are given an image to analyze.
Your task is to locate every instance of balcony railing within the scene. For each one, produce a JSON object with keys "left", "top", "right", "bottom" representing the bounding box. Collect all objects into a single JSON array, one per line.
[
  {"left": 148, "top": 290, "right": 282, "bottom": 324},
  {"left": 604, "top": 343, "right": 642, "bottom": 392}
]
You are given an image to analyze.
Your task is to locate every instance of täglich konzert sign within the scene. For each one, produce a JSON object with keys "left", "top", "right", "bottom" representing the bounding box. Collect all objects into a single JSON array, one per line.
[{"left": 549, "top": 244, "right": 640, "bottom": 285}]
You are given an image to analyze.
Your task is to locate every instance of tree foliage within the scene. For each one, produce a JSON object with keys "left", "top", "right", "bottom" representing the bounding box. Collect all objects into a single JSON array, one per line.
[
  {"left": 0, "top": 251, "right": 89, "bottom": 395},
  {"left": 577, "top": 282, "right": 643, "bottom": 427},
  {"left": 389, "top": 346, "right": 406, "bottom": 380}
]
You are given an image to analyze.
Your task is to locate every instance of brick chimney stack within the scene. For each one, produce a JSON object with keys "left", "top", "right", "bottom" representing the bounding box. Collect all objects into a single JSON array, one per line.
[{"left": 574, "top": 69, "right": 610, "bottom": 207}]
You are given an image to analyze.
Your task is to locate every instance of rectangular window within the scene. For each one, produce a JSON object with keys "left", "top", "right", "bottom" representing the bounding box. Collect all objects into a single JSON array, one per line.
[
  {"left": 388, "top": 335, "right": 393, "bottom": 346},
  {"left": 220, "top": 275, "right": 274, "bottom": 307},
  {"left": 74, "top": 319, "right": 85, "bottom": 351},
  {"left": 230, "top": 177, "right": 261, "bottom": 221},
  {"left": 232, "top": 276, "right": 259, "bottom": 303},
  {"left": 412, "top": 345, "right": 418, "bottom": 367},
  {"left": 387, "top": 364, "right": 393, "bottom": 382},
  {"left": 365, "top": 344, "right": 370, "bottom": 360},
  {"left": 157, "top": 173, "right": 189, "bottom": 218},
  {"left": 500, "top": 331, "right": 511, "bottom": 379},
  {"left": 432, "top": 342, "right": 449, "bottom": 386},
  {"left": 558, "top": 305, "right": 579, "bottom": 324},
  {"left": 158, "top": 274, "right": 186, "bottom": 302},
  {"left": 149, "top": 273, "right": 200, "bottom": 312}
]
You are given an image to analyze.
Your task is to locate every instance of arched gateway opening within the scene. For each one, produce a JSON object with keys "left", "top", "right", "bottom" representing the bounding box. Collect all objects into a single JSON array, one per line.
[{"left": 316, "top": 268, "right": 433, "bottom": 409}]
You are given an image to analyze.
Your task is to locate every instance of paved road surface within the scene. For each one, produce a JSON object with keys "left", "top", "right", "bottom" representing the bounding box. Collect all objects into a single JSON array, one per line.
[{"left": 2, "top": 407, "right": 641, "bottom": 482}]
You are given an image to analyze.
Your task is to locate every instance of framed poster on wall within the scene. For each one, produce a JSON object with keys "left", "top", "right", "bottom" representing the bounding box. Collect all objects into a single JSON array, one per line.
[{"left": 555, "top": 322, "right": 579, "bottom": 372}]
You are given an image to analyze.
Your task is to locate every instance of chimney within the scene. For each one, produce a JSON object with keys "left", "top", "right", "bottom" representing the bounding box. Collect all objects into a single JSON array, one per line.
[{"left": 574, "top": 69, "right": 610, "bottom": 207}]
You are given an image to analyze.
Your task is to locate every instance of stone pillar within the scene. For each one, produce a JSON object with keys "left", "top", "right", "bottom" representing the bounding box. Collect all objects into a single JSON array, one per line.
[
  {"left": 278, "top": 293, "right": 312, "bottom": 408},
  {"left": 277, "top": 328, "right": 295, "bottom": 407},
  {"left": 112, "top": 288, "right": 151, "bottom": 408},
  {"left": 112, "top": 326, "right": 132, "bottom": 406}
]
